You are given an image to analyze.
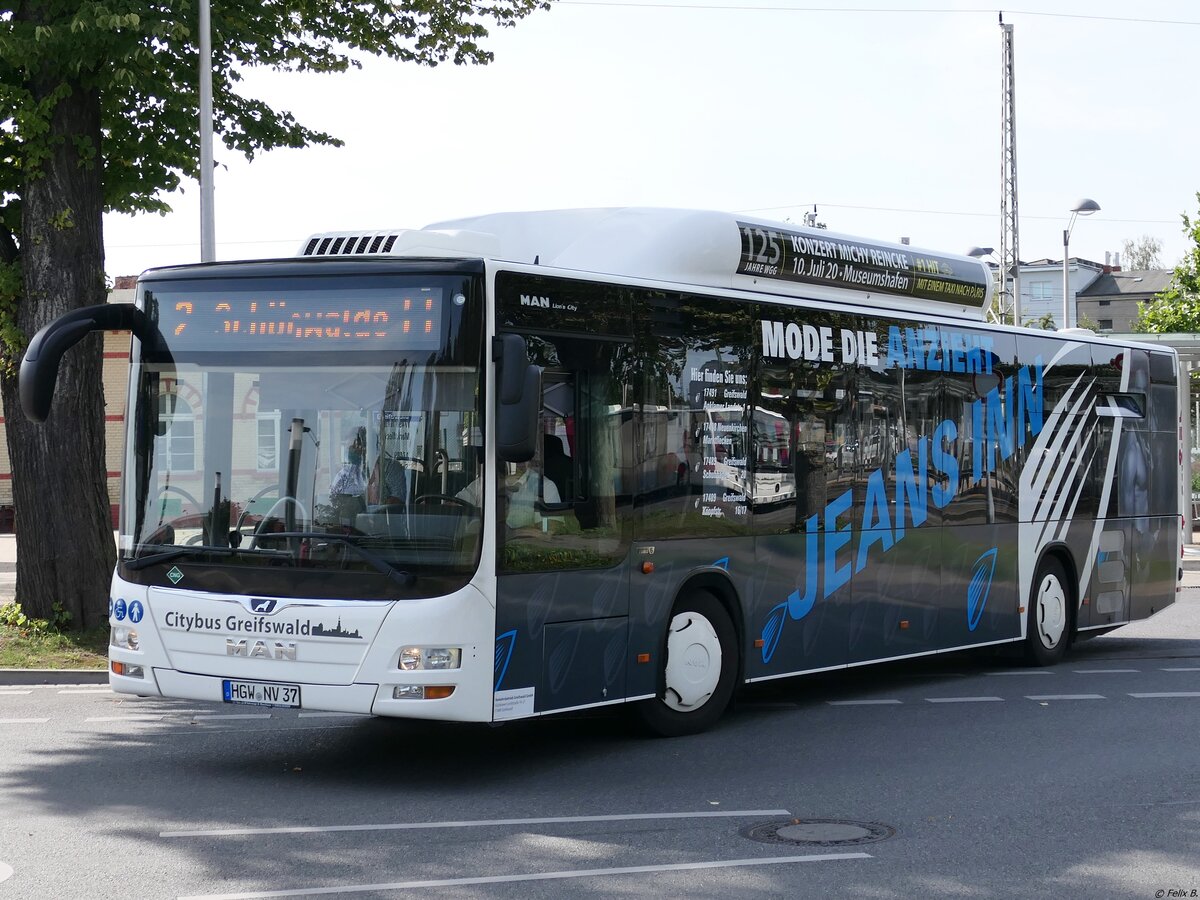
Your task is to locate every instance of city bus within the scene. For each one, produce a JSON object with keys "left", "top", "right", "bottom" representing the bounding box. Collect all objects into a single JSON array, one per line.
[{"left": 20, "top": 208, "right": 1185, "bottom": 736}]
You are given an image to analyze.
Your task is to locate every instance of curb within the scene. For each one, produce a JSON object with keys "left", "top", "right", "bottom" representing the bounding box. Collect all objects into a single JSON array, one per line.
[{"left": 0, "top": 669, "right": 108, "bottom": 686}]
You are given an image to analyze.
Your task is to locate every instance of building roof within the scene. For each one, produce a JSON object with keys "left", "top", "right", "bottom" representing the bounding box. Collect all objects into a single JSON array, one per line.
[
  {"left": 1021, "top": 257, "right": 1106, "bottom": 270},
  {"left": 1077, "top": 269, "right": 1174, "bottom": 299}
]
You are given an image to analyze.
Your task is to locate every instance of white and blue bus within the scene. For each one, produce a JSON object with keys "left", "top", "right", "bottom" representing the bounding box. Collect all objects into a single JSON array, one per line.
[{"left": 21, "top": 208, "right": 1185, "bottom": 735}]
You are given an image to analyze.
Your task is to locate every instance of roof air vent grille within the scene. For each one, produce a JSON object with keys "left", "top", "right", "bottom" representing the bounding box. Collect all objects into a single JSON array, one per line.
[{"left": 299, "top": 232, "right": 406, "bottom": 257}]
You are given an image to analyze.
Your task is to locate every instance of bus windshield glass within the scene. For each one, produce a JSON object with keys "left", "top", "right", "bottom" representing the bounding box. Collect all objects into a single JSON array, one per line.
[{"left": 120, "top": 270, "right": 486, "bottom": 600}]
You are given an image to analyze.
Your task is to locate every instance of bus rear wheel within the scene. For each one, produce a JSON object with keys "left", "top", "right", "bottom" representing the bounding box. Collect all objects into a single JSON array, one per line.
[
  {"left": 1025, "top": 556, "right": 1072, "bottom": 666},
  {"left": 634, "top": 591, "right": 737, "bottom": 737}
]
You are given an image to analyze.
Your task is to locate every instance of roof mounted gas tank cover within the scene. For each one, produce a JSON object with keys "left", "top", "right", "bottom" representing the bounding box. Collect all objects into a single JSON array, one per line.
[{"left": 301, "top": 208, "right": 994, "bottom": 321}]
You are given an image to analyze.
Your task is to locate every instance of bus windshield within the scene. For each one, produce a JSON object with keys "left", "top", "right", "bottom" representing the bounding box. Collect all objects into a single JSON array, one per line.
[{"left": 120, "top": 270, "right": 486, "bottom": 600}]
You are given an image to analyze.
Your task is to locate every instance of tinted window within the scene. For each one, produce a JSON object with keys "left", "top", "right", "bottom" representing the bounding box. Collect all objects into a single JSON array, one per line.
[{"left": 635, "top": 292, "right": 754, "bottom": 540}]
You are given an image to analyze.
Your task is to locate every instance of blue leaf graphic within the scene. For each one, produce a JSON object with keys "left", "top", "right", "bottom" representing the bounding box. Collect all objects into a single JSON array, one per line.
[
  {"left": 967, "top": 548, "right": 998, "bottom": 632},
  {"left": 761, "top": 602, "right": 788, "bottom": 664},
  {"left": 712, "top": 556, "right": 730, "bottom": 571},
  {"left": 494, "top": 629, "right": 517, "bottom": 689},
  {"left": 786, "top": 587, "right": 815, "bottom": 622}
]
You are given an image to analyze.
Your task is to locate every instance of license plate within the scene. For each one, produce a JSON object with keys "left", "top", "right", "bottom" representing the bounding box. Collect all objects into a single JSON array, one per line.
[{"left": 222, "top": 679, "right": 301, "bottom": 708}]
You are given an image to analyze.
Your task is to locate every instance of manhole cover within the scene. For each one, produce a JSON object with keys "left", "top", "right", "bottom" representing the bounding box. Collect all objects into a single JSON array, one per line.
[{"left": 741, "top": 818, "right": 895, "bottom": 847}]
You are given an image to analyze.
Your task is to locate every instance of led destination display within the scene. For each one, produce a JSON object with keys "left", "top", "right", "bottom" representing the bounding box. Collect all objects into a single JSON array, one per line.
[
  {"left": 147, "top": 287, "right": 444, "bottom": 352},
  {"left": 736, "top": 222, "right": 989, "bottom": 308}
]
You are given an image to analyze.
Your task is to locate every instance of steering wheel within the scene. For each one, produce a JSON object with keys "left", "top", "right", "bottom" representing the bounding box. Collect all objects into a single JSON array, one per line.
[
  {"left": 248, "top": 496, "right": 311, "bottom": 549},
  {"left": 415, "top": 494, "right": 474, "bottom": 511},
  {"left": 234, "top": 485, "right": 280, "bottom": 534},
  {"left": 151, "top": 484, "right": 201, "bottom": 511}
]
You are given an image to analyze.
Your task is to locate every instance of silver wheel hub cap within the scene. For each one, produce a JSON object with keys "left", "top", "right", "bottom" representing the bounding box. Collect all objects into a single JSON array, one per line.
[
  {"left": 1036, "top": 573, "right": 1067, "bottom": 649},
  {"left": 663, "top": 611, "right": 722, "bottom": 712}
]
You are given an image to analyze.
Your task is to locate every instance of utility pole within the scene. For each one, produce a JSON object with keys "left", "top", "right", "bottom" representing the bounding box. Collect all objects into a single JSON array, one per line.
[
  {"left": 199, "top": 0, "right": 215, "bottom": 263},
  {"left": 999, "top": 14, "right": 1020, "bottom": 326}
]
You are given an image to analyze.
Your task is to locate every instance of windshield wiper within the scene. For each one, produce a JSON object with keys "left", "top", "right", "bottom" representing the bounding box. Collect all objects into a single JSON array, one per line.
[
  {"left": 123, "top": 545, "right": 245, "bottom": 571},
  {"left": 246, "top": 532, "right": 416, "bottom": 587}
]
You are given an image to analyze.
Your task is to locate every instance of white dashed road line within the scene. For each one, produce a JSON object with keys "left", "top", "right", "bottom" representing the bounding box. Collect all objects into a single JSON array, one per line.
[
  {"left": 190, "top": 714, "right": 272, "bottom": 721},
  {"left": 176, "top": 853, "right": 874, "bottom": 900},
  {"left": 0, "top": 718, "right": 50, "bottom": 724},
  {"left": 986, "top": 670, "right": 1053, "bottom": 676},
  {"left": 1026, "top": 694, "right": 1106, "bottom": 701},
  {"left": 826, "top": 699, "right": 902, "bottom": 706},
  {"left": 1073, "top": 669, "right": 1139, "bottom": 674},
  {"left": 925, "top": 696, "right": 1004, "bottom": 703},
  {"left": 162, "top": 809, "right": 795, "bottom": 838},
  {"left": 1128, "top": 692, "right": 1200, "bottom": 699},
  {"left": 0, "top": 860, "right": 12, "bottom": 884},
  {"left": 297, "top": 712, "right": 370, "bottom": 719}
]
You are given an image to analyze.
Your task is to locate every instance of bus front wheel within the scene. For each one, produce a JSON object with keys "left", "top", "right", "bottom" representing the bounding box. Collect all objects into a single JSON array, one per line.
[
  {"left": 1025, "top": 556, "right": 1072, "bottom": 667},
  {"left": 634, "top": 591, "right": 737, "bottom": 737}
]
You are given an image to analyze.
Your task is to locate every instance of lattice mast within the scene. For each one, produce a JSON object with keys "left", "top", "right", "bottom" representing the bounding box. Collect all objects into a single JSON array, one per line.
[{"left": 998, "top": 14, "right": 1021, "bottom": 325}]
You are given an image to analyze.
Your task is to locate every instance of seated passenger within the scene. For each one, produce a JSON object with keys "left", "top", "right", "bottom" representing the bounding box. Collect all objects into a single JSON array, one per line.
[
  {"left": 457, "top": 459, "right": 561, "bottom": 530},
  {"left": 368, "top": 455, "right": 408, "bottom": 507}
]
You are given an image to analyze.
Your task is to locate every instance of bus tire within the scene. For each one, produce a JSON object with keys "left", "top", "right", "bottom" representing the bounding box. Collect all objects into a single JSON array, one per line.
[
  {"left": 1025, "top": 555, "right": 1072, "bottom": 666},
  {"left": 634, "top": 591, "right": 737, "bottom": 737}
]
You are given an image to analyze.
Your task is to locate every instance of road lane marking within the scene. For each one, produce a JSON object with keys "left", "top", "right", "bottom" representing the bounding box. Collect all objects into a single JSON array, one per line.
[
  {"left": 1072, "top": 669, "right": 1139, "bottom": 674},
  {"left": 57, "top": 688, "right": 111, "bottom": 694},
  {"left": 924, "top": 696, "right": 1004, "bottom": 703},
  {"left": 986, "top": 670, "right": 1053, "bottom": 676},
  {"left": 297, "top": 712, "right": 370, "bottom": 719},
  {"left": 1161, "top": 667, "right": 1200, "bottom": 672},
  {"left": 0, "top": 718, "right": 50, "bottom": 724},
  {"left": 0, "top": 690, "right": 32, "bottom": 695},
  {"left": 161, "top": 809, "right": 794, "bottom": 838},
  {"left": 1026, "top": 694, "right": 1106, "bottom": 701},
  {"left": 1128, "top": 692, "right": 1200, "bottom": 699},
  {"left": 176, "top": 853, "right": 873, "bottom": 899},
  {"left": 0, "top": 860, "right": 12, "bottom": 883},
  {"left": 826, "top": 699, "right": 901, "bottom": 706},
  {"left": 85, "top": 715, "right": 167, "bottom": 723},
  {"left": 190, "top": 714, "right": 272, "bottom": 721}
]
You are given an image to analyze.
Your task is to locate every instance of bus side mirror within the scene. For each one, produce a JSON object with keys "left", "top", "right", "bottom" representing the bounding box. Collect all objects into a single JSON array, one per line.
[
  {"left": 494, "top": 334, "right": 541, "bottom": 462},
  {"left": 20, "top": 303, "right": 155, "bottom": 422}
]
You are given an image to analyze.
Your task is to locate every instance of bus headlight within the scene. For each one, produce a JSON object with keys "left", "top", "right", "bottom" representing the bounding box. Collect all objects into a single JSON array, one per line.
[
  {"left": 110, "top": 626, "right": 140, "bottom": 651},
  {"left": 398, "top": 647, "right": 461, "bottom": 671}
]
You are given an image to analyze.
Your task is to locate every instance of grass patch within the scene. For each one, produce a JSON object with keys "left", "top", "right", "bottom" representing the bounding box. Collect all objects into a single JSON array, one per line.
[{"left": 0, "top": 602, "right": 108, "bottom": 670}]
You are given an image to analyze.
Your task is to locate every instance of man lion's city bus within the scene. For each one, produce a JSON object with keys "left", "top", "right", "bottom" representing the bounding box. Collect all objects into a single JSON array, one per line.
[{"left": 21, "top": 208, "right": 1185, "bottom": 736}]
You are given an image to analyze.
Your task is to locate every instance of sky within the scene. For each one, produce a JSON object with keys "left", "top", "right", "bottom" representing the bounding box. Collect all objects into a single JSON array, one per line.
[{"left": 101, "top": 0, "right": 1200, "bottom": 281}]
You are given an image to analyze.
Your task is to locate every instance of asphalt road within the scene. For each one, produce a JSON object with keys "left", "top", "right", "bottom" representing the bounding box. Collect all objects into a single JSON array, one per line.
[{"left": 1, "top": 584, "right": 1199, "bottom": 898}]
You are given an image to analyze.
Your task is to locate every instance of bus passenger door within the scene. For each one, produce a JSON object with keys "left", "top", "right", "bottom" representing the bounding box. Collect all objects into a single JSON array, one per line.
[{"left": 490, "top": 324, "right": 634, "bottom": 718}]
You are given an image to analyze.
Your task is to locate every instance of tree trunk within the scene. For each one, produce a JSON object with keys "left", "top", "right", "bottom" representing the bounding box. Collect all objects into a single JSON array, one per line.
[{"left": 0, "top": 57, "right": 115, "bottom": 630}]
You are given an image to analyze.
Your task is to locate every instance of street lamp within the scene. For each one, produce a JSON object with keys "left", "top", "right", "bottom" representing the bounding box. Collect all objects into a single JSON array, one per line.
[
  {"left": 967, "top": 247, "right": 1006, "bottom": 324},
  {"left": 1062, "top": 198, "right": 1100, "bottom": 329}
]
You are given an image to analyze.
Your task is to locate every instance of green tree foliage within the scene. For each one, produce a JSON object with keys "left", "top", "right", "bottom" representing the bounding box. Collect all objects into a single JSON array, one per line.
[
  {"left": 1121, "top": 234, "right": 1163, "bottom": 270},
  {"left": 0, "top": 0, "right": 548, "bottom": 627},
  {"left": 1133, "top": 193, "right": 1200, "bottom": 334},
  {"left": 1023, "top": 312, "right": 1057, "bottom": 331}
]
